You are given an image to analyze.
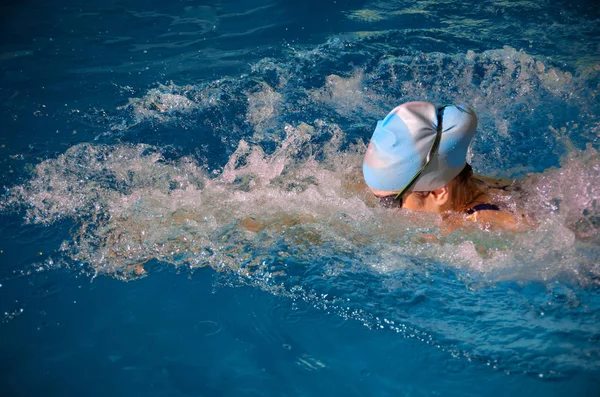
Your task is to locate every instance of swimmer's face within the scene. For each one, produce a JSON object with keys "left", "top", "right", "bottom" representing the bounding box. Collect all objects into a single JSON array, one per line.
[
  {"left": 401, "top": 192, "right": 438, "bottom": 212},
  {"left": 370, "top": 186, "right": 451, "bottom": 214}
]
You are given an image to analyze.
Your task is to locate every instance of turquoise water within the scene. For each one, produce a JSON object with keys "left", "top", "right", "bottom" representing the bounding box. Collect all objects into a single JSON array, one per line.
[{"left": 1, "top": 0, "right": 600, "bottom": 395}]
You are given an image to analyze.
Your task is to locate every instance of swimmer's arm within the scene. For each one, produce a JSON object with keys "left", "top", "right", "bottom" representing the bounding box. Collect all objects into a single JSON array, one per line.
[
  {"left": 238, "top": 217, "right": 264, "bottom": 232},
  {"left": 238, "top": 214, "right": 317, "bottom": 233}
]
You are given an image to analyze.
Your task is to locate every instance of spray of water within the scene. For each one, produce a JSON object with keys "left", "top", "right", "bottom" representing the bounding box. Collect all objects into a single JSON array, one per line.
[
  {"left": 2, "top": 118, "right": 599, "bottom": 284},
  {"left": 2, "top": 42, "right": 599, "bottom": 377}
]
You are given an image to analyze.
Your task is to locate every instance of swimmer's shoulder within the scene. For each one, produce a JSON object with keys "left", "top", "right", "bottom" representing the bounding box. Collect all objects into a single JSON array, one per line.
[
  {"left": 465, "top": 207, "right": 527, "bottom": 231},
  {"left": 470, "top": 175, "right": 536, "bottom": 231},
  {"left": 465, "top": 197, "right": 532, "bottom": 232}
]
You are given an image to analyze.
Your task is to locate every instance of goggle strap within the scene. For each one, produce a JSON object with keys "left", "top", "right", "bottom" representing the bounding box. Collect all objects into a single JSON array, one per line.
[{"left": 394, "top": 106, "right": 445, "bottom": 200}]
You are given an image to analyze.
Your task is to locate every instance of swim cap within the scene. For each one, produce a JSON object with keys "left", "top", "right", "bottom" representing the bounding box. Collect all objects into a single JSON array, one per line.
[{"left": 362, "top": 101, "right": 477, "bottom": 192}]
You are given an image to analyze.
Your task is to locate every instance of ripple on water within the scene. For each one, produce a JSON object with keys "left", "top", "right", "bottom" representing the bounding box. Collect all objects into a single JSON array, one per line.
[{"left": 2, "top": 40, "right": 600, "bottom": 379}]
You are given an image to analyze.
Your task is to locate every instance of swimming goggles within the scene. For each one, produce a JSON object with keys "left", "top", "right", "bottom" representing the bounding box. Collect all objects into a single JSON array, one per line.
[
  {"left": 392, "top": 105, "right": 445, "bottom": 201},
  {"left": 379, "top": 194, "right": 403, "bottom": 208}
]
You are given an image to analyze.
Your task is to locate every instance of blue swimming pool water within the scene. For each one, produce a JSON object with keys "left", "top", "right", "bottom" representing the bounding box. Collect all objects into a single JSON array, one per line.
[{"left": 1, "top": 0, "right": 600, "bottom": 395}]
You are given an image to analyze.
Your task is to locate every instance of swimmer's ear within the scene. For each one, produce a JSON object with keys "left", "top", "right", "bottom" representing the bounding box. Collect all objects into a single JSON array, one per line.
[{"left": 430, "top": 186, "right": 450, "bottom": 207}]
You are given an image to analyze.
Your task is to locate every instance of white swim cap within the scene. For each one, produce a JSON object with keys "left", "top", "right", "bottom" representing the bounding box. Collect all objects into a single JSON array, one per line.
[{"left": 362, "top": 101, "right": 477, "bottom": 192}]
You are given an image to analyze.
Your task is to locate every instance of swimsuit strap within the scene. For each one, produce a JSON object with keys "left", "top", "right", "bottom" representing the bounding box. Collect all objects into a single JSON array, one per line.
[{"left": 465, "top": 203, "right": 501, "bottom": 215}]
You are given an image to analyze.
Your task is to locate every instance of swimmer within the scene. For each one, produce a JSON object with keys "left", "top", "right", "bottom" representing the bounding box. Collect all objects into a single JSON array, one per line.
[{"left": 363, "top": 101, "right": 530, "bottom": 231}]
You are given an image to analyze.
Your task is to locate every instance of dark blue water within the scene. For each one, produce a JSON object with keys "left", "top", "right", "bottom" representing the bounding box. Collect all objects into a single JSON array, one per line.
[
  {"left": 2, "top": 0, "right": 600, "bottom": 395},
  {"left": 2, "top": 268, "right": 598, "bottom": 396}
]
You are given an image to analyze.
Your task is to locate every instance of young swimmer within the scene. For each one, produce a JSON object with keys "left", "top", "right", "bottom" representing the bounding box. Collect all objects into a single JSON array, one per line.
[{"left": 363, "top": 101, "right": 529, "bottom": 231}]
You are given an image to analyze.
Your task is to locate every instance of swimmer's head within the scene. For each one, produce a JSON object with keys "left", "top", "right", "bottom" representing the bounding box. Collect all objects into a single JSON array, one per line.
[{"left": 362, "top": 101, "right": 477, "bottom": 198}]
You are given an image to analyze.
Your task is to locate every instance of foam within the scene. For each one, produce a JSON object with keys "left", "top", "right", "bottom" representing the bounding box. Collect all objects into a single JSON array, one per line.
[
  {"left": 3, "top": 41, "right": 600, "bottom": 285},
  {"left": 245, "top": 82, "right": 283, "bottom": 136},
  {"left": 115, "top": 82, "right": 204, "bottom": 128},
  {"left": 102, "top": 44, "right": 599, "bottom": 181},
  {"left": 3, "top": 121, "right": 599, "bottom": 377},
  {"left": 2, "top": 17, "right": 600, "bottom": 379},
  {"left": 3, "top": 117, "right": 599, "bottom": 286}
]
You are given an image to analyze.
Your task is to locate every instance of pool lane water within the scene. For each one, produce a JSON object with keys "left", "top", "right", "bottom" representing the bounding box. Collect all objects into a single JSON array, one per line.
[
  {"left": 1, "top": 267, "right": 598, "bottom": 396},
  {"left": 1, "top": 0, "right": 600, "bottom": 395}
]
